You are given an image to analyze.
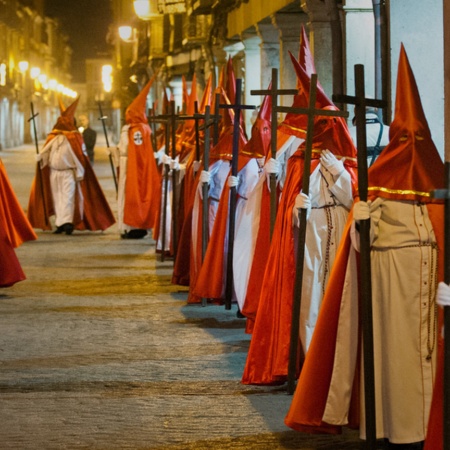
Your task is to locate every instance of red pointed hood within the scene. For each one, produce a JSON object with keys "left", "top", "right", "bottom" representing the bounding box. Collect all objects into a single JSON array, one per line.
[
  {"left": 278, "top": 51, "right": 332, "bottom": 140},
  {"left": 367, "top": 44, "right": 444, "bottom": 202},
  {"left": 58, "top": 96, "right": 66, "bottom": 114},
  {"left": 199, "top": 74, "right": 213, "bottom": 113},
  {"left": 295, "top": 105, "right": 357, "bottom": 165},
  {"left": 125, "top": 77, "right": 154, "bottom": 124},
  {"left": 298, "top": 25, "right": 316, "bottom": 88},
  {"left": 240, "top": 82, "right": 272, "bottom": 164},
  {"left": 53, "top": 96, "right": 79, "bottom": 131}
]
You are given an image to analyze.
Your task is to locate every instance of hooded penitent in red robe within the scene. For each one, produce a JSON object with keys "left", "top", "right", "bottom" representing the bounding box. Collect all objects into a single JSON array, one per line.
[
  {"left": 191, "top": 101, "right": 249, "bottom": 302},
  {"left": 121, "top": 77, "right": 161, "bottom": 231},
  {"left": 242, "top": 46, "right": 358, "bottom": 385},
  {"left": 172, "top": 75, "right": 213, "bottom": 286},
  {"left": 242, "top": 25, "right": 314, "bottom": 332},
  {"left": 27, "top": 97, "right": 115, "bottom": 232},
  {"left": 285, "top": 44, "right": 444, "bottom": 446},
  {"left": 0, "top": 158, "right": 37, "bottom": 287}
]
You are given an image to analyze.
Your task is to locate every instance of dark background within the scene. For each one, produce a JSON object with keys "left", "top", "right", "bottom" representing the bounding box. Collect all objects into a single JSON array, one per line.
[{"left": 44, "top": 0, "right": 113, "bottom": 82}]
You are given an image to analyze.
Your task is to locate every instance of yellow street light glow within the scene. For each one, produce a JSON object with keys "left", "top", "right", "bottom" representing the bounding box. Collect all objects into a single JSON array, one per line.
[
  {"left": 48, "top": 79, "right": 58, "bottom": 90},
  {"left": 38, "top": 73, "right": 47, "bottom": 84},
  {"left": 133, "top": 0, "right": 159, "bottom": 20},
  {"left": 18, "top": 61, "right": 29, "bottom": 73},
  {"left": 30, "top": 67, "right": 40, "bottom": 79},
  {"left": 118, "top": 25, "right": 133, "bottom": 41},
  {"left": 0, "top": 63, "right": 6, "bottom": 86}
]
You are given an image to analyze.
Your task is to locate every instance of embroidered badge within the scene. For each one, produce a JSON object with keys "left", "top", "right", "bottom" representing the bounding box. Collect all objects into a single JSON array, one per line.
[{"left": 133, "top": 131, "right": 143, "bottom": 145}]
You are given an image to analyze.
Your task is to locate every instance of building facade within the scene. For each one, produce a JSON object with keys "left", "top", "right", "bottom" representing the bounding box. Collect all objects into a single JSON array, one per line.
[
  {"left": 0, "top": 0, "right": 76, "bottom": 149},
  {"left": 111, "top": 0, "right": 447, "bottom": 157}
]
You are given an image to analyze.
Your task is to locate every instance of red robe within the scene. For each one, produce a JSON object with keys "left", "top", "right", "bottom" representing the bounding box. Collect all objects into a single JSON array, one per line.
[
  {"left": 1, "top": 159, "right": 37, "bottom": 287},
  {"left": 27, "top": 131, "right": 116, "bottom": 231},
  {"left": 284, "top": 203, "right": 444, "bottom": 436},
  {"left": 241, "top": 153, "right": 318, "bottom": 385},
  {"left": 124, "top": 123, "right": 161, "bottom": 229}
]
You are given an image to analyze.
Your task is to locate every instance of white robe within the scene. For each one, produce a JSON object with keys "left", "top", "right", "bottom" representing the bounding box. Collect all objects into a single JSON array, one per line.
[
  {"left": 232, "top": 135, "right": 303, "bottom": 310},
  {"left": 324, "top": 198, "right": 438, "bottom": 444},
  {"left": 117, "top": 124, "right": 131, "bottom": 233},
  {"left": 40, "top": 134, "right": 84, "bottom": 227},
  {"left": 191, "top": 159, "right": 231, "bottom": 270},
  {"left": 296, "top": 162, "right": 353, "bottom": 353}
]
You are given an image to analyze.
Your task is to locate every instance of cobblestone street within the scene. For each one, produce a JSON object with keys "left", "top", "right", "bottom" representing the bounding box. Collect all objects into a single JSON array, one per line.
[{"left": 0, "top": 142, "right": 362, "bottom": 449}]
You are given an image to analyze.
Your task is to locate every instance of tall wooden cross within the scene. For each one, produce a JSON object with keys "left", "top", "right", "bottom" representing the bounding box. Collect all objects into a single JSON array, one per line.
[
  {"left": 220, "top": 78, "right": 256, "bottom": 310},
  {"left": 97, "top": 101, "right": 118, "bottom": 193},
  {"left": 195, "top": 104, "right": 222, "bottom": 307},
  {"left": 28, "top": 102, "right": 49, "bottom": 228},
  {"left": 333, "top": 64, "right": 386, "bottom": 450},
  {"left": 251, "top": 67, "right": 298, "bottom": 238},
  {"left": 281, "top": 74, "right": 349, "bottom": 396},
  {"left": 148, "top": 101, "right": 210, "bottom": 261}
]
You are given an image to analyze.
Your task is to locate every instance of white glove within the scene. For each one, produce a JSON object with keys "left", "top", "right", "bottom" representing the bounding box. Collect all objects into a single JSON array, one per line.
[
  {"left": 200, "top": 170, "right": 211, "bottom": 184},
  {"left": 265, "top": 157, "right": 281, "bottom": 176},
  {"left": 35, "top": 153, "right": 42, "bottom": 162},
  {"left": 170, "top": 157, "right": 180, "bottom": 171},
  {"left": 437, "top": 282, "right": 450, "bottom": 307},
  {"left": 292, "top": 193, "right": 311, "bottom": 227},
  {"left": 353, "top": 201, "right": 371, "bottom": 221},
  {"left": 162, "top": 153, "right": 172, "bottom": 166},
  {"left": 227, "top": 175, "right": 239, "bottom": 188},
  {"left": 320, "top": 149, "right": 344, "bottom": 177},
  {"left": 193, "top": 160, "right": 201, "bottom": 172},
  {"left": 294, "top": 192, "right": 311, "bottom": 210}
]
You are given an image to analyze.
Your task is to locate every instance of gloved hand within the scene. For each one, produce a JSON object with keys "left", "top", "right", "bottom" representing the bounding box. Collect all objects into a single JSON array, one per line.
[
  {"left": 320, "top": 149, "right": 344, "bottom": 177},
  {"left": 265, "top": 157, "right": 281, "bottom": 176},
  {"left": 200, "top": 170, "right": 211, "bottom": 184},
  {"left": 437, "top": 281, "right": 450, "bottom": 307},
  {"left": 35, "top": 153, "right": 42, "bottom": 162},
  {"left": 353, "top": 201, "right": 371, "bottom": 221},
  {"left": 193, "top": 160, "right": 201, "bottom": 172},
  {"left": 227, "top": 175, "right": 240, "bottom": 188},
  {"left": 170, "top": 157, "right": 180, "bottom": 171},
  {"left": 162, "top": 153, "right": 172, "bottom": 166},
  {"left": 292, "top": 192, "right": 311, "bottom": 227}
]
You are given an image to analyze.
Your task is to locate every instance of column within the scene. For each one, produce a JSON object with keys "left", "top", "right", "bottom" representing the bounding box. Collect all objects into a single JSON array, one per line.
[
  {"left": 301, "top": 0, "right": 334, "bottom": 98},
  {"left": 273, "top": 12, "right": 308, "bottom": 106},
  {"left": 242, "top": 28, "right": 261, "bottom": 133},
  {"left": 256, "top": 18, "right": 280, "bottom": 91}
]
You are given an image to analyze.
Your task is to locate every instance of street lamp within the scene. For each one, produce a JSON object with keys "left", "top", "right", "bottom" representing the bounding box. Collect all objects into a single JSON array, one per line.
[
  {"left": 118, "top": 25, "right": 133, "bottom": 42},
  {"left": 133, "top": 0, "right": 159, "bottom": 20}
]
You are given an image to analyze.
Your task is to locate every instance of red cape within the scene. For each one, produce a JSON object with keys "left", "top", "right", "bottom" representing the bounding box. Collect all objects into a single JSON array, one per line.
[
  {"left": 0, "top": 159, "right": 36, "bottom": 287},
  {"left": 241, "top": 153, "right": 316, "bottom": 385},
  {"left": 285, "top": 203, "right": 444, "bottom": 435},
  {"left": 193, "top": 168, "right": 231, "bottom": 300},
  {"left": 27, "top": 131, "right": 116, "bottom": 231},
  {"left": 124, "top": 123, "right": 161, "bottom": 229}
]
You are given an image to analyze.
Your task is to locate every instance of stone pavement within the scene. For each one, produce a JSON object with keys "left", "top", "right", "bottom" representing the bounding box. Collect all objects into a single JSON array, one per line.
[{"left": 0, "top": 141, "right": 363, "bottom": 449}]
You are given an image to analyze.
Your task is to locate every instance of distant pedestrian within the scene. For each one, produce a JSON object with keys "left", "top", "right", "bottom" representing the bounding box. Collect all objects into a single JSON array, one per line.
[{"left": 79, "top": 114, "right": 97, "bottom": 165}]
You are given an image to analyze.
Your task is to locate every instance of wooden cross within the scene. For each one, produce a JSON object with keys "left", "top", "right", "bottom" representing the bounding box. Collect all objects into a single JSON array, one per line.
[
  {"left": 149, "top": 101, "right": 205, "bottom": 261},
  {"left": 251, "top": 67, "right": 298, "bottom": 238},
  {"left": 28, "top": 102, "right": 49, "bottom": 227},
  {"left": 333, "top": 64, "right": 386, "bottom": 450},
  {"left": 219, "top": 78, "right": 256, "bottom": 311},
  {"left": 283, "top": 74, "right": 349, "bottom": 395},
  {"left": 97, "top": 101, "right": 118, "bottom": 193}
]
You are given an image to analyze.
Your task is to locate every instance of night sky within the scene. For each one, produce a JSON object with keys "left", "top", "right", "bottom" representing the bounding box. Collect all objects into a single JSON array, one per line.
[{"left": 44, "top": 0, "right": 113, "bottom": 82}]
